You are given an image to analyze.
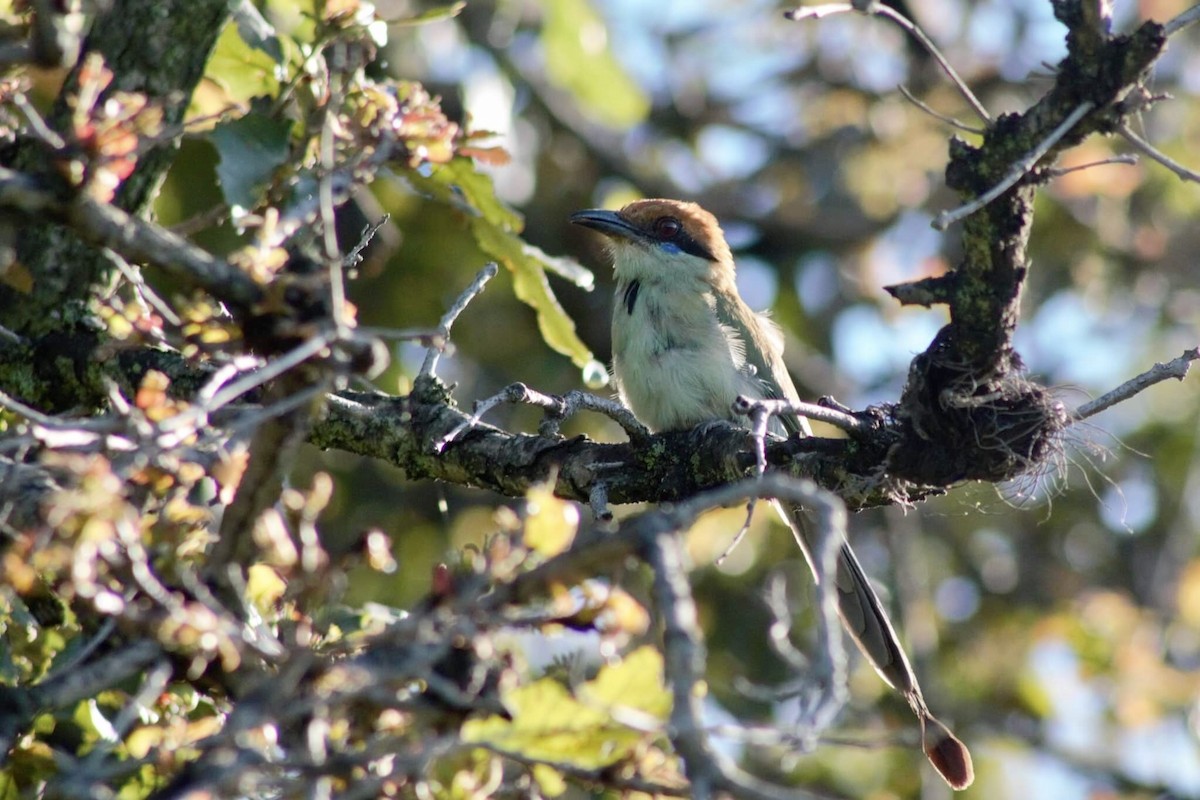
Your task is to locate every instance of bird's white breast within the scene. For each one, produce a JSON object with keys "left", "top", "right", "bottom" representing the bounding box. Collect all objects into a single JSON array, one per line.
[{"left": 611, "top": 275, "right": 762, "bottom": 432}]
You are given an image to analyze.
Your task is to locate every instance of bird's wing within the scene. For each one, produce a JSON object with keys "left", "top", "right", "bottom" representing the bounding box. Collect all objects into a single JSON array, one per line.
[{"left": 714, "top": 291, "right": 811, "bottom": 438}]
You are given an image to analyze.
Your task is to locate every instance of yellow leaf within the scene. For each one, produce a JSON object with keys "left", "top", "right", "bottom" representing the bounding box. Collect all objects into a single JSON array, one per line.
[
  {"left": 600, "top": 587, "right": 650, "bottom": 637},
  {"left": 246, "top": 564, "right": 287, "bottom": 614},
  {"left": 126, "top": 726, "right": 164, "bottom": 759},
  {"left": 524, "top": 484, "right": 578, "bottom": 558},
  {"left": 461, "top": 647, "right": 670, "bottom": 770},
  {"left": 1177, "top": 559, "right": 1200, "bottom": 628},
  {"left": 531, "top": 763, "right": 566, "bottom": 797},
  {"left": 582, "top": 646, "right": 671, "bottom": 721}
]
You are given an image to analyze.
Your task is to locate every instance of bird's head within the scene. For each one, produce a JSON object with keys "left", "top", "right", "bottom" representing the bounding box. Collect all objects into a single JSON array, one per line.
[{"left": 570, "top": 199, "right": 734, "bottom": 284}]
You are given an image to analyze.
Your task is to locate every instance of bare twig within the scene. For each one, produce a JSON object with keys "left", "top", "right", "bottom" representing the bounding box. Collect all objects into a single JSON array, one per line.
[
  {"left": 933, "top": 101, "right": 1094, "bottom": 230},
  {"left": 344, "top": 215, "right": 391, "bottom": 268},
  {"left": 645, "top": 488, "right": 834, "bottom": 800},
  {"left": 1119, "top": 123, "right": 1200, "bottom": 183},
  {"left": 0, "top": 324, "right": 23, "bottom": 344},
  {"left": 785, "top": 2, "right": 853, "bottom": 20},
  {"left": 1073, "top": 348, "right": 1199, "bottom": 421},
  {"left": 420, "top": 263, "right": 499, "bottom": 377},
  {"left": 103, "top": 248, "right": 183, "bottom": 327},
  {"left": 1164, "top": 2, "right": 1200, "bottom": 35},
  {"left": 356, "top": 325, "right": 444, "bottom": 344},
  {"left": 537, "top": 389, "right": 649, "bottom": 440},
  {"left": 9, "top": 91, "right": 67, "bottom": 150},
  {"left": 715, "top": 403, "right": 773, "bottom": 566},
  {"left": 436, "top": 382, "right": 649, "bottom": 452},
  {"left": 0, "top": 389, "right": 116, "bottom": 432},
  {"left": 786, "top": 1, "right": 991, "bottom": 123},
  {"left": 1044, "top": 154, "right": 1138, "bottom": 177},
  {"left": 734, "top": 394, "right": 867, "bottom": 435},
  {"left": 897, "top": 85, "right": 987, "bottom": 134},
  {"left": 158, "top": 334, "right": 331, "bottom": 436},
  {"left": 588, "top": 482, "right": 613, "bottom": 522}
]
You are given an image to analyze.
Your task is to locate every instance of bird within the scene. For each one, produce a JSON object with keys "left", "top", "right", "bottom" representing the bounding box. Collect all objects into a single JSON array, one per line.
[{"left": 571, "top": 198, "right": 973, "bottom": 790}]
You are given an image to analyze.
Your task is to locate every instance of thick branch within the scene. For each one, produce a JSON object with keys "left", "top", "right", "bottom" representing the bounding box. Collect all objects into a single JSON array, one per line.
[{"left": 0, "top": 0, "right": 234, "bottom": 335}]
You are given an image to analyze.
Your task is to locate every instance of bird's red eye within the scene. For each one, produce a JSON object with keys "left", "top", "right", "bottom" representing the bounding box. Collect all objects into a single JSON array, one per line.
[{"left": 653, "top": 216, "right": 681, "bottom": 239}]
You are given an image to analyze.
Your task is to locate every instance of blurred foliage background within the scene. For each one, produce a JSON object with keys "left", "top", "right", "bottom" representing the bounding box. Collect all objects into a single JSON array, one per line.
[
  {"left": 216, "top": 0, "right": 1200, "bottom": 795},
  {"left": 8, "top": 0, "right": 1197, "bottom": 796}
]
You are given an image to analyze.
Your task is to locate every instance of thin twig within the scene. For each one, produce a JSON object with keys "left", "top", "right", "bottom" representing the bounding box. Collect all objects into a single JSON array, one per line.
[
  {"left": 103, "top": 248, "right": 183, "bottom": 327},
  {"left": 344, "top": 215, "right": 391, "bottom": 268},
  {"left": 420, "top": 263, "right": 499, "bottom": 377},
  {"left": 0, "top": 389, "right": 115, "bottom": 431},
  {"left": 786, "top": 2, "right": 991, "bottom": 123},
  {"left": 1164, "top": 2, "right": 1200, "bottom": 35},
  {"left": 1073, "top": 348, "right": 1199, "bottom": 421},
  {"left": 1119, "top": 123, "right": 1200, "bottom": 183},
  {"left": 933, "top": 101, "right": 1094, "bottom": 230},
  {"left": 734, "top": 395, "right": 866, "bottom": 435},
  {"left": 785, "top": 3, "right": 853, "bottom": 20},
  {"left": 0, "top": 323, "right": 23, "bottom": 344},
  {"left": 226, "top": 384, "right": 327, "bottom": 434},
  {"left": 157, "top": 333, "right": 331, "bottom": 436},
  {"left": 10, "top": 91, "right": 66, "bottom": 150},
  {"left": 318, "top": 66, "right": 350, "bottom": 335},
  {"left": 645, "top": 480, "right": 839, "bottom": 800},
  {"left": 436, "top": 382, "right": 649, "bottom": 452},
  {"left": 715, "top": 404, "right": 772, "bottom": 566},
  {"left": 871, "top": 3, "right": 991, "bottom": 123},
  {"left": 0, "top": 168, "right": 264, "bottom": 310},
  {"left": 588, "top": 482, "right": 613, "bottom": 522},
  {"left": 1044, "top": 154, "right": 1138, "bottom": 177},
  {"left": 537, "top": 388, "right": 649, "bottom": 439},
  {"left": 897, "top": 85, "right": 987, "bottom": 134}
]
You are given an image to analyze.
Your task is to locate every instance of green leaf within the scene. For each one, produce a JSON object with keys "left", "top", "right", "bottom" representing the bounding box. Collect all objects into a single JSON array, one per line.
[
  {"left": 580, "top": 646, "right": 671, "bottom": 719},
  {"left": 471, "top": 220, "right": 594, "bottom": 368},
  {"left": 199, "top": 21, "right": 282, "bottom": 113},
  {"left": 388, "top": 1, "right": 466, "bottom": 26},
  {"left": 210, "top": 109, "right": 294, "bottom": 212},
  {"left": 0, "top": 769, "right": 19, "bottom": 800},
  {"left": 433, "top": 159, "right": 524, "bottom": 233},
  {"left": 542, "top": 0, "right": 650, "bottom": 129},
  {"left": 461, "top": 646, "right": 670, "bottom": 769},
  {"left": 411, "top": 160, "right": 596, "bottom": 367}
]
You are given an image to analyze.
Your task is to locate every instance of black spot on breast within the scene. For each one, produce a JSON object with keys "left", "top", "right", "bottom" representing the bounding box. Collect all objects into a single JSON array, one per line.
[{"left": 623, "top": 280, "right": 640, "bottom": 315}]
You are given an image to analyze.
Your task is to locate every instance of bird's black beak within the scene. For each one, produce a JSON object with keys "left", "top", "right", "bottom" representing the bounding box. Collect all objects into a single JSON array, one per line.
[{"left": 569, "top": 209, "right": 644, "bottom": 242}]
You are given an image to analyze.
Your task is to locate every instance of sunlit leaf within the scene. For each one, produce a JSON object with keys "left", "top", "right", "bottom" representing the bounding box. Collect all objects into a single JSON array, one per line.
[
  {"left": 462, "top": 646, "right": 669, "bottom": 769},
  {"left": 389, "top": 1, "right": 465, "bottom": 25},
  {"left": 192, "top": 21, "right": 282, "bottom": 120},
  {"left": 431, "top": 158, "right": 523, "bottom": 233},
  {"left": 247, "top": 564, "right": 288, "bottom": 615},
  {"left": 524, "top": 484, "right": 579, "bottom": 558},
  {"left": 472, "top": 220, "right": 594, "bottom": 367},
  {"left": 542, "top": 0, "right": 650, "bottom": 129},
  {"left": 581, "top": 646, "right": 670, "bottom": 720},
  {"left": 410, "top": 159, "right": 596, "bottom": 367},
  {"left": 531, "top": 763, "right": 566, "bottom": 797}
]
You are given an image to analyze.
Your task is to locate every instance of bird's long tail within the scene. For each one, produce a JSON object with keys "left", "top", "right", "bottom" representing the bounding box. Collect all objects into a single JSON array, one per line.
[{"left": 777, "top": 502, "right": 974, "bottom": 790}]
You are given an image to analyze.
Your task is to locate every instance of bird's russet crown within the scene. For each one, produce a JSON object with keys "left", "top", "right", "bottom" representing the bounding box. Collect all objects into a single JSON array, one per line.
[{"left": 617, "top": 199, "right": 732, "bottom": 264}]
